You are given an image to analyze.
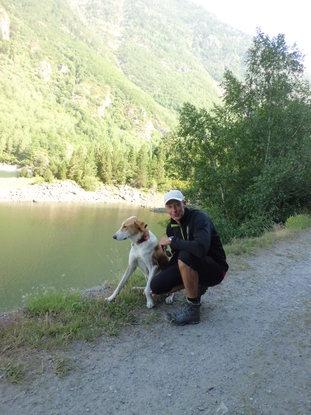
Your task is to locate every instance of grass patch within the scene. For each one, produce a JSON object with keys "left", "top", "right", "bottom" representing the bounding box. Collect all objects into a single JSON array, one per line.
[
  {"left": 285, "top": 214, "right": 311, "bottom": 231},
  {"left": 52, "top": 355, "right": 75, "bottom": 378},
  {"left": 0, "top": 274, "right": 146, "bottom": 369},
  {"left": 226, "top": 227, "right": 289, "bottom": 256},
  {"left": 0, "top": 361, "right": 26, "bottom": 384},
  {"left": 226, "top": 214, "right": 311, "bottom": 256}
]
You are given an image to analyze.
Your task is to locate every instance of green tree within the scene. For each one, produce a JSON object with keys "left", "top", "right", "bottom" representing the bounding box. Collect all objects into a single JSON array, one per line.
[
  {"left": 97, "top": 144, "right": 113, "bottom": 185},
  {"left": 151, "top": 143, "right": 166, "bottom": 189},
  {"left": 172, "top": 31, "right": 311, "bottom": 241},
  {"left": 67, "top": 147, "right": 85, "bottom": 183},
  {"left": 134, "top": 145, "right": 149, "bottom": 188}
]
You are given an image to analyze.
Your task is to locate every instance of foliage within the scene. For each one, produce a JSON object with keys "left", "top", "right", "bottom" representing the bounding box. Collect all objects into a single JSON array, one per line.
[
  {"left": 0, "top": 361, "right": 26, "bottom": 384},
  {"left": 169, "top": 31, "right": 311, "bottom": 241},
  {"left": 0, "top": 273, "right": 146, "bottom": 359},
  {"left": 0, "top": 274, "right": 152, "bottom": 380},
  {"left": 0, "top": 0, "right": 180, "bottom": 189},
  {"left": 226, "top": 214, "right": 311, "bottom": 256},
  {"left": 285, "top": 214, "right": 311, "bottom": 230},
  {"left": 0, "top": 0, "right": 249, "bottom": 190},
  {"left": 76, "top": 0, "right": 250, "bottom": 110}
]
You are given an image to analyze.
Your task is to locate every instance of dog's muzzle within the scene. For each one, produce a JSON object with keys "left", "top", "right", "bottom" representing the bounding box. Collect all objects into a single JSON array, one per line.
[{"left": 113, "top": 232, "right": 127, "bottom": 240}]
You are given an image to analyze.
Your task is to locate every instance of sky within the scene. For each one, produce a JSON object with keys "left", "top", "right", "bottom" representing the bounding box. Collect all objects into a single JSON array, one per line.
[{"left": 194, "top": 0, "right": 311, "bottom": 73}]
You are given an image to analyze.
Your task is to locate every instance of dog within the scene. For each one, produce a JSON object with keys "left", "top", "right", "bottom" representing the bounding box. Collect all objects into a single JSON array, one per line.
[{"left": 106, "top": 216, "right": 174, "bottom": 308}]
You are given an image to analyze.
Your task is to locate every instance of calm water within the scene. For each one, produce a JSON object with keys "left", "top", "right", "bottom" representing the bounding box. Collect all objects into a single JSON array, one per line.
[{"left": 0, "top": 203, "right": 167, "bottom": 311}]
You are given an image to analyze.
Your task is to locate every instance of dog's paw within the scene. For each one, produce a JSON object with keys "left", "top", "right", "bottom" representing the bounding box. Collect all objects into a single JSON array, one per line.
[
  {"left": 165, "top": 293, "right": 175, "bottom": 304},
  {"left": 105, "top": 295, "right": 115, "bottom": 303},
  {"left": 146, "top": 299, "right": 155, "bottom": 309}
]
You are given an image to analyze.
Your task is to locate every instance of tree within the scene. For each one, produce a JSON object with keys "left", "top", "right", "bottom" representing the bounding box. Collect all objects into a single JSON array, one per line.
[
  {"left": 67, "top": 147, "right": 85, "bottom": 183},
  {"left": 97, "top": 144, "right": 113, "bottom": 185},
  {"left": 172, "top": 31, "right": 311, "bottom": 241},
  {"left": 134, "top": 145, "right": 149, "bottom": 188},
  {"left": 150, "top": 143, "right": 166, "bottom": 189}
]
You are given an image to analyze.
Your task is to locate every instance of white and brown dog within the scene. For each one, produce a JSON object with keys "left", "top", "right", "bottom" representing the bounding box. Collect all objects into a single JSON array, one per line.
[{"left": 106, "top": 216, "right": 173, "bottom": 308}]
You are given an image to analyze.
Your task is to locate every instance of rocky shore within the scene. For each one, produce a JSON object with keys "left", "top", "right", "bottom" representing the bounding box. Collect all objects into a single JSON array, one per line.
[{"left": 0, "top": 178, "right": 164, "bottom": 208}]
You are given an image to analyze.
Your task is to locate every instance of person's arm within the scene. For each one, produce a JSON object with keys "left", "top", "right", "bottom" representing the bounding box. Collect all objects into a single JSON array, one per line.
[
  {"left": 170, "top": 214, "right": 212, "bottom": 258},
  {"left": 159, "top": 222, "right": 174, "bottom": 248}
]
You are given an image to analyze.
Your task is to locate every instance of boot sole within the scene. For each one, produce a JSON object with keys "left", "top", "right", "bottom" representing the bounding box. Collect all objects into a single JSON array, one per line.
[
  {"left": 171, "top": 320, "right": 200, "bottom": 326},
  {"left": 166, "top": 313, "right": 200, "bottom": 325}
]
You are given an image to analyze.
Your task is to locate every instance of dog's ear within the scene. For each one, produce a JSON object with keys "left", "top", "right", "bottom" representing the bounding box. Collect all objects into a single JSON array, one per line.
[{"left": 134, "top": 220, "right": 147, "bottom": 231}]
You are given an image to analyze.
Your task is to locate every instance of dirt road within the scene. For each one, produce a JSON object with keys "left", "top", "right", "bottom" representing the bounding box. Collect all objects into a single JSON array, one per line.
[{"left": 1, "top": 230, "right": 310, "bottom": 414}]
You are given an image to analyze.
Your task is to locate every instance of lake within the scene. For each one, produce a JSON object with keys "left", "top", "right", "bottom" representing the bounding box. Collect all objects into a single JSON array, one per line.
[{"left": 0, "top": 203, "right": 167, "bottom": 311}]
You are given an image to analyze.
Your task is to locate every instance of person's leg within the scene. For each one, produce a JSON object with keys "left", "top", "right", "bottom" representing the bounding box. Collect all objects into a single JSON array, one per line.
[
  {"left": 150, "top": 262, "right": 183, "bottom": 295},
  {"left": 167, "top": 251, "right": 202, "bottom": 325},
  {"left": 178, "top": 259, "right": 199, "bottom": 299},
  {"left": 177, "top": 250, "right": 203, "bottom": 302},
  {"left": 198, "top": 257, "right": 226, "bottom": 289},
  {"left": 167, "top": 253, "right": 227, "bottom": 325}
]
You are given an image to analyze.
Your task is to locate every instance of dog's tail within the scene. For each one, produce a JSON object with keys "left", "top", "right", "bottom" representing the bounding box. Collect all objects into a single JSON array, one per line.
[{"left": 152, "top": 245, "right": 170, "bottom": 270}]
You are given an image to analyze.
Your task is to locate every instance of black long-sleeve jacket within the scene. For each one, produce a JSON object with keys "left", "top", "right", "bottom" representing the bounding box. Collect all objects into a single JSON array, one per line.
[{"left": 166, "top": 207, "right": 229, "bottom": 272}]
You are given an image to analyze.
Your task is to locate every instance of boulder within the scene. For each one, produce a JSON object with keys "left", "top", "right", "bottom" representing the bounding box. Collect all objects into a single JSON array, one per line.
[
  {"left": 98, "top": 94, "right": 112, "bottom": 118},
  {"left": 0, "top": 7, "right": 10, "bottom": 40},
  {"left": 38, "top": 60, "right": 52, "bottom": 81}
]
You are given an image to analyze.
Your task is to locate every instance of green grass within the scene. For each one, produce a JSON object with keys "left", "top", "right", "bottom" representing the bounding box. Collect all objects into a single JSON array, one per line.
[
  {"left": 0, "top": 273, "right": 149, "bottom": 383},
  {"left": 226, "top": 214, "right": 311, "bottom": 256},
  {"left": 0, "top": 361, "right": 26, "bottom": 384},
  {"left": 0, "top": 274, "right": 146, "bottom": 370},
  {"left": 285, "top": 214, "right": 311, "bottom": 231},
  {"left": 52, "top": 355, "right": 75, "bottom": 378}
]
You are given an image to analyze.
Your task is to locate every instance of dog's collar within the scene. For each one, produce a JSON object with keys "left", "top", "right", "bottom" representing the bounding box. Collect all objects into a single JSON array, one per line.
[{"left": 136, "top": 231, "right": 149, "bottom": 244}]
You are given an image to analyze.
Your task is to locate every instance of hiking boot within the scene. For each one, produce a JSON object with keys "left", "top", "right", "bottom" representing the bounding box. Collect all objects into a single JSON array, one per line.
[{"left": 166, "top": 302, "right": 201, "bottom": 325}]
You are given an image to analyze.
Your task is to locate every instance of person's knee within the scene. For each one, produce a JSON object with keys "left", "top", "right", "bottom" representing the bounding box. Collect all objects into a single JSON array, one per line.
[
  {"left": 178, "top": 251, "right": 198, "bottom": 271},
  {"left": 178, "top": 258, "right": 191, "bottom": 270}
]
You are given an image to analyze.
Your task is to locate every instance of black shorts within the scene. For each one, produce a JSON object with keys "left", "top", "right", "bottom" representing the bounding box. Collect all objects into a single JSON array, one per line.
[{"left": 150, "top": 250, "right": 226, "bottom": 295}]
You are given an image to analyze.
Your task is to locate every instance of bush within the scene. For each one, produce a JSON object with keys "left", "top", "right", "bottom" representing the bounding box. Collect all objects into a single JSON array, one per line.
[
  {"left": 236, "top": 215, "right": 273, "bottom": 239},
  {"left": 211, "top": 216, "right": 238, "bottom": 245},
  {"left": 19, "top": 167, "right": 33, "bottom": 178},
  {"left": 285, "top": 214, "right": 311, "bottom": 231},
  {"left": 80, "top": 175, "right": 100, "bottom": 191},
  {"left": 43, "top": 168, "right": 54, "bottom": 182}
]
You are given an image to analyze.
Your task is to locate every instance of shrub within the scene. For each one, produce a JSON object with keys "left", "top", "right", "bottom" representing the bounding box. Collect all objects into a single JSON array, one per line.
[
  {"left": 43, "top": 168, "right": 54, "bottom": 182},
  {"left": 285, "top": 214, "right": 311, "bottom": 231},
  {"left": 80, "top": 175, "right": 99, "bottom": 191}
]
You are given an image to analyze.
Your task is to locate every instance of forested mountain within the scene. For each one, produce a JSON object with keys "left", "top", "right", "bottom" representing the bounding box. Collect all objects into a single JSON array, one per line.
[
  {"left": 69, "top": 0, "right": 249, "bottom": 110},
  {"left": 0, "top": 0, "right": 250, "bottom": 188}
]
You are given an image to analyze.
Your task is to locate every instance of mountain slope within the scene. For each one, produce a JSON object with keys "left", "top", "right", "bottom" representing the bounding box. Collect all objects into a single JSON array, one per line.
[
  {"left": 0, "top": 0, "right": 250, "bottom": 186},
  {"left": 68, "top": 0, "right": 251, "bottom": 111}
]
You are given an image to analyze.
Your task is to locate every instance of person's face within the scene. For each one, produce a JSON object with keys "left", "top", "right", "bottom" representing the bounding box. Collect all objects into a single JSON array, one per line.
[{"left": 165, "top": 200, "right": 185, "bottom": 222}]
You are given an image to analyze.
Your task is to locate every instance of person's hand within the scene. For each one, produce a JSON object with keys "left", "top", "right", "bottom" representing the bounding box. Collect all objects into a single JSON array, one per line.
[{"left": 159, "top": 236, "right": 172, "bottom": 247}]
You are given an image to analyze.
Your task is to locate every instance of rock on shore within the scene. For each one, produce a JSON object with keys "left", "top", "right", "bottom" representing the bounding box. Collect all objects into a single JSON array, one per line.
[{"left": 0, "top": 179, "right": 164, "bottom": 208}]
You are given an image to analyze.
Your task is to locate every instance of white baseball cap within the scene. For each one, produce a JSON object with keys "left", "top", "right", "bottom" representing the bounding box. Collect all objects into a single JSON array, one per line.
[{"left": 164, "top": 190, "right": 185, "bottom": 205}]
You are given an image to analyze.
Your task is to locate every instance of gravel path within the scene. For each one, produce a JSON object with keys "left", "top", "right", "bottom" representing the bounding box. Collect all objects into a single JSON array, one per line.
[{"left": 1, "top": 230, "right": 310, "bottom": 415}]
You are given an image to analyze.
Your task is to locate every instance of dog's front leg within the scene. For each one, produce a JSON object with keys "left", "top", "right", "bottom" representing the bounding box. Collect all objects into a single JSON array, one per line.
[
  {"left": 106, "top": 261, "right": 137, "bottom": 302},
  {"left": 144, "top": 265, "right": 158, "bottom": 309}
]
